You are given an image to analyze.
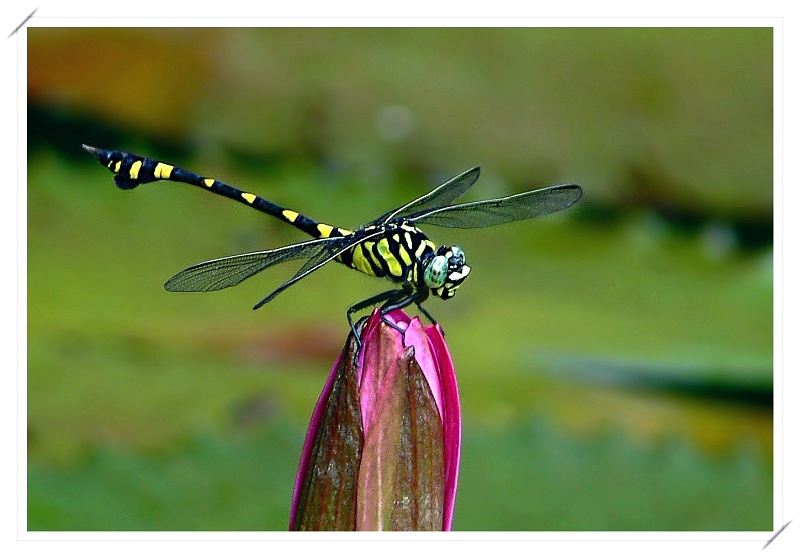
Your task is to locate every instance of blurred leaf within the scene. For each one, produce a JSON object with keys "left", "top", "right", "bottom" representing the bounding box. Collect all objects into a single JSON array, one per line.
[{"left": 534, "top": 352, "right": 772, "bottom": 408}]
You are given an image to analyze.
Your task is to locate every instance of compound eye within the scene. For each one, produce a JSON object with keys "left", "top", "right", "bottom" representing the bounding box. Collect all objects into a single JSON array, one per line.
[{"left": 424, "top": 255, "right": 449, "bottom": 288}]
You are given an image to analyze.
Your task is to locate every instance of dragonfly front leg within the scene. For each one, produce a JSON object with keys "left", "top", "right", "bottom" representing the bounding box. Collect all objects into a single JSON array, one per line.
[
  {"left": 378, "top": 289, "right": 445, "bottom": 334},
  {"left": 347, "top": 287, "right": 411, "bottom": 348},
  {"left": 415, "top": 302, "right": 443, "bottom": 332}
]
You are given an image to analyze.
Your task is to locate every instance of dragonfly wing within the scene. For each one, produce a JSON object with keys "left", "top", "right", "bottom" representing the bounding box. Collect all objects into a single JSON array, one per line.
[
  {"left": 370, "top": 167, "right": 481, "bottom": 225},
  {"left": 164, "top": 237, "right": 338, "bottom": 292},
  {"left": 253, "top": 228, "right": 388, "bottom": 309},
  {"left": 410, "top": 183, "right": 582, "bottom": 228}
]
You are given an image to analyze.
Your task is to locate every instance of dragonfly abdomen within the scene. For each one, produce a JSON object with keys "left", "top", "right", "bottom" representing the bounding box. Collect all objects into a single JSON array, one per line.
[{"left": 82, "top": 145, "right": 351, "bottom": 241}]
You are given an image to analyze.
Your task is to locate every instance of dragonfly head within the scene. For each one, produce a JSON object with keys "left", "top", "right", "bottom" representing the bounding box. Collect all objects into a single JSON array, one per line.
[{"left": 424, "top": 245, "right": 471, "bottom": 300}]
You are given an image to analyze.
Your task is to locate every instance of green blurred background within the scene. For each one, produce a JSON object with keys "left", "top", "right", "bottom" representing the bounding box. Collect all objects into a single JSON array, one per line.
[{"left": 27, "top": 27, "right": 773, "bottom": 531}]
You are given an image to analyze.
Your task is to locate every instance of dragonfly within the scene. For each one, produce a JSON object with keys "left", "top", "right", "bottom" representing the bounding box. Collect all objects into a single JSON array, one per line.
[{"left": 84, "top": 144, "right": 582, "bottom": 342}]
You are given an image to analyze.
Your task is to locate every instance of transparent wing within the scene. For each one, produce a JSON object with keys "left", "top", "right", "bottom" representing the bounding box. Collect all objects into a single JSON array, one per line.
[
  {"left": 164, "top": 237, "right": 340, "bottom": 292},
  {"left": 252, "top": 228, "right": 388, "bottom": 309},
  {"left": 370, "top": 167, "right": 481, "bottom": 225},
  {"left": 409, "top": 183, "right": 582, "bottom": 228}
]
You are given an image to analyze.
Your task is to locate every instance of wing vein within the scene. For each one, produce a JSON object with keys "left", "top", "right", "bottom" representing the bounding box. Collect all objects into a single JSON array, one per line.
[
  {"left": 410, "top": 184, "right": 583, "bottom": 228},
  {"left": 164, "top": 237, "right": 341, "bottom": 292},
  {"left": 371, "top": 167, "right": 481, "bottom": 225}
]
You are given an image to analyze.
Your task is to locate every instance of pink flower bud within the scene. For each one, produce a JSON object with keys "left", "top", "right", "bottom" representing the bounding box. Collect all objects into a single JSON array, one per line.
[{"left": 290, "top": 308, "right": 461, "bottom": 531}]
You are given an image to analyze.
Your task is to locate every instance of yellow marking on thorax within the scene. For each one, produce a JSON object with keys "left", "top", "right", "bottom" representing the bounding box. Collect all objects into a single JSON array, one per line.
[
  {"left": 416, "top": 239, "right": 435, "bottom": 259},
  {"left": 392, "top": 230, "right": 414, "bottom": 265},
  {"left": 317, "top": 223, "right": 334, "bottom": 238},
  {"left": 351, "top": 243, "right": 375, "bottom": 275},
  {"left": 392, "top": 231, "right": 413, "bottom": 266},
  {"left": 203, "top": 178, "right": 215, "bottom": 187},
  {"left": 403, "top": 231, "right": 414, "bottom": 250},
  {"left": 129, "top": 160, "right": 142, "bottom": 179},
  {"left": 398, "top": 245, "right": 413, "bottom": 267},
  {"left": 113, "top": 161, "right": 121, "bottom": 173},
  {"left": 377, "top": 238, "right": 403, "bottom": 277},
  {"left": 241, "top": 192, "right": 257, "bottom": 204},
  {"left": 154, "top": 162, "right": 173, "bottom": 179},
  {"left": 282, "top": 209, "right": 299, "bottom": 223}
]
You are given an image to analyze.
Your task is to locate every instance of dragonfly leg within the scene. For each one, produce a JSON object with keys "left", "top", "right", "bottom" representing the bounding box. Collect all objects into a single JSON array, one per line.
[
  {"left": 380, "top": 288, "right": 420, "bottom": 314},
  {"left": 347, "top": 288, "right": 408, "bottom": 348},
  {"left": 381, "top": 288, "right": 441, "bottom": 334},
  {"left": 415, "top": 302, "right": 443, "bottom": 335},
  {"left": 378, "top": 287, "right": 426, "bottom": 333},
  {"left": 347, "top": 285, "right": 435, "bottom": 350}
]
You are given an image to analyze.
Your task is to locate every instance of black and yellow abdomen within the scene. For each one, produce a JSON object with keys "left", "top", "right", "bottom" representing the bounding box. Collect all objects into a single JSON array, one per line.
[{"left": 82, "top": 145, "right": 352, "bottom": 241}]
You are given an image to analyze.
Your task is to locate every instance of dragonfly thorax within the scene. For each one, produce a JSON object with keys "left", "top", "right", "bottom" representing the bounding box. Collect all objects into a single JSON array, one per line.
[{"left": 424, "top": 245, "right": 471, "bottom": 300}]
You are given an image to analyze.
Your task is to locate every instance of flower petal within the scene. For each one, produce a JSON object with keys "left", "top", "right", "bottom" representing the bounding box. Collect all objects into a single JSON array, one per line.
[
  {"left": 356, "top": 346, "right": 445, "bottom": 531},
  {"left": 289, "top": 335, "right": 363, "bottom": 530},
  {"left": 425, "top": 323, "right": 461, "bottom": 531},
  {"left": 358, "top": 309, "right": 405, "bottom": 434},
  {"left": 402, "top": 315, "right": 444, "bottom": 420}
]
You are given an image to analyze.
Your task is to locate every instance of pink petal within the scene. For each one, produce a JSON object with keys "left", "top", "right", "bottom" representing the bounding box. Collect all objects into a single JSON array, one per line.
[
  {"left": 356, "top": 347, "right": 445, "bottom": 531},
  {"left": 402, "top": 316, "right": 444, "bottom": 421},
  {"left": 358, "top": 309, "right": 405, "bottom": 434},
  {"left": 289, "top": 351, "right": 342, "bottom": 530},
  {"left": 425, "top": 323, "right": 461, "bottom": 531}
]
